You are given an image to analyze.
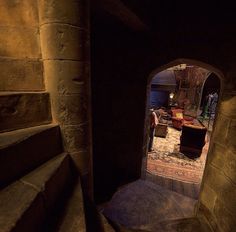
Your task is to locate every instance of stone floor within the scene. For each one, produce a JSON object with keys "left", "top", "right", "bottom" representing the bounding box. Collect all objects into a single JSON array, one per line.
[
  {"left": 101, "top": 180, "right": 212, "bottom": 232},
  {"left": 100, "top": 125, "right": 213, "bottom": 231}
]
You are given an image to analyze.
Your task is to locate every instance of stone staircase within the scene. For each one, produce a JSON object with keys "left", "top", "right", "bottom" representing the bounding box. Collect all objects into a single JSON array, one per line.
[
  {"left": 0, "top": 91, "right": 89, "bottom": 232},
  {"left": 0, "top": 91, "right": 214, "bottom": 232}
]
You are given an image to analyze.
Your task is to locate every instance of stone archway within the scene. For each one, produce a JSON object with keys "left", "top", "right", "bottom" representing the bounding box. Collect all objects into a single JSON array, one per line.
[{"left": 141, "top": 59, "right": 224, "bottom": 196}]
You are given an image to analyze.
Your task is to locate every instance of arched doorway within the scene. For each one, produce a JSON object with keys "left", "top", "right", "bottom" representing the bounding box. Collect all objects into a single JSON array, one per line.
[
  {"left": 142, "top": 58, "right": 223, "bottom": 199},
  {"left": 199, "top": 73, "right": 221, "bottom": 132}
]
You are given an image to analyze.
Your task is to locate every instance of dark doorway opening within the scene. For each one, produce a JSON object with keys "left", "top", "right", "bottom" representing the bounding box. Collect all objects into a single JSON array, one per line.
[{"left": 143, "top": 61, "right": 222, "bottom": 200}]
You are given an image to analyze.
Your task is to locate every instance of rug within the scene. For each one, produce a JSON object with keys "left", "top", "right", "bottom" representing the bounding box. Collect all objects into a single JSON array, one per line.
[{"left": 147, "top": 127, "right": 208, "bottom": 184}]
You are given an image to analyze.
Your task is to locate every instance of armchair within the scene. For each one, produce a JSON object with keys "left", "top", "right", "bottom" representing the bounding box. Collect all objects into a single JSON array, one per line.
[
  {"left": 154, "top": 108, "right": 168, "bottom": 137},
  {"left": 180, "top": 124, "right": 207, "bottom": 159},
  {"left": 171, "top": 108, "right": 194, "bottom": 130}
]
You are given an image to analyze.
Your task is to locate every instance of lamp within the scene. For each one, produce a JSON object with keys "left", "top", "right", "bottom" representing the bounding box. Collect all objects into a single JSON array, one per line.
[
  {"left": 169, "top": 92, "right": 175, "bottom": 106},
  {"left": 169, "top": 92, "right": 174, "bottom": 99}
]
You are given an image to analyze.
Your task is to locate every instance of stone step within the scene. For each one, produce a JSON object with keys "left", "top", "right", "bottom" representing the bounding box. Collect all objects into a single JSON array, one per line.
[
  {"left": 0, "top": 153, "right": 75, "bottom": 232},
  {"left": 99, "top": 213, "right": 116, "bottom": 232},
  {"left": 102, "top": 179, "right": 197, "bottom": 231},
  {"left": 0, "top": 124, "right": 63, "bottom": 189},
  {"left": 51, "top": 178, "right": 87, "bottom": 232},
  {"left": 154, "top": 217, "right": 213, "bottom": 232},
  {"left": 0, "top": 92, "right": 52, "bottom": 132},
  {"left": 104, "top": 219, "right": 149, "bottom": 232},
  {"left": 111, "top": 213, "right": 213, "bottom": 232}
]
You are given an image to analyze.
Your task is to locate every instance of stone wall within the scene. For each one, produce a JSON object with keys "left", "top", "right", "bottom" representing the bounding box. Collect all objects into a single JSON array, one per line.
[
  {"left": 38, "top": 0, "right": 93, "bottom": 197},
  {"left": 0, "top": 0, "right": 92, "bottom": 196},
  {"left": 0, "top": 0, "right": 44, "bottom": 91},
  {"left": 198, "top": 85, "right": 236, "bottom": 231}
]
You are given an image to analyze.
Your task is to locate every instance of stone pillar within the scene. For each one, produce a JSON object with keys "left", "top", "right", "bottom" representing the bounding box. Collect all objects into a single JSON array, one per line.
[{"left": 38, "top": 0, "right": 93, "bottom": 197}]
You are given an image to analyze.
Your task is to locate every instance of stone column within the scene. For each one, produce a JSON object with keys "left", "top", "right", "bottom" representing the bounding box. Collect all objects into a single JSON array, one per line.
[{"left": 38, "top": 0, "right": 93, "bottom": 197}]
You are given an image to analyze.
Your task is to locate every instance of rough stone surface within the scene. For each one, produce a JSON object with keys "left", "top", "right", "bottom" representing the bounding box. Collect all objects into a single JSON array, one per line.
[
  {"left": 102, "top": 179, "right": 197, "bottom": 231},
  {"left": 224, "top": 149, "right": 236, "bottom": 183},
  {"left": 0, "top": 0, "right": 39, "bottom": 27},
  {"left": 0, "top": 123, "right": 59, "bottom": 148},
  {"left": 21, "top": 153, "right": 67, "bottom": 190},
  {"left": 38, "top": 0, "right": 89, "bottom": 28},
  {"left": 0, "top": 92, "right": 52, "bottom": 132},
  {"left": 200, "top": 91, "right": 236, "bottom": 231},
  {"left": 99, "top": 213, "right": 116, "bottom": 232},
  {"left": 0, "top": 181, "right": 45, "bottom": 232},
  {"left": 57, "top": 95, "right": 88, "bottom": 125},
  {"left": 56, "top": 178, "right": 86, "bottom": 232},
  {"left": 200, "top": 163, "right": 236, "bottom": 231},
  {"left": 208, "top": 143, "right": 226, "bottom": 169},
  {"left": 21, "top": 153, "right": 72, "bottom": 212},
  {"left": 0, "top": 59, "right": 44, "bottom": 91},
  {"left": 197, "top": 203, "right": 218, "bottom": 232},
  {"left": 214, "top": 198, "right": 236, "bottom": 232},
  {"left": 0, "top": 124, "right": 62, "bottom": 188},
  {"left": 38, "top": 0, "right": 92, "bottom": 197},
  {"left": 62, "top": 124, "right": 89, "bottom": 152},
  {"left": 70, "top": 151, "right": 90, "bottom": 175},
  {"left": 219, "top": 94, "right": 236, "bottom": 118},
  {"left": 204, "top": 165, "right": 227, "bottom": 194},
  {"left": 200, "top": 183, "right": 217, "bottom": 212},
  {"left": 40, "top": 24, "right": 89, "bottom": 60},
  {"left": 199, "top": 91, "right": 236, "bottom": 231},
  {"left": 0, "top": 26, "right": 41, "bottom": 58},
  {"left": 218, "top": 180, "right": 236, "bottom": 216},
  {"left": 154, "top": 217, "right": 212, "bottom": 232},
  {"left": 212, "top": 114, "right": 230, "bottom": 145},
  {"left": 44, "top": 60, "right": 89, "bottom": 94},
  {"left": 0, "top": 153, "right": 78, "bottom": 232},
  {"left": 227, "top": 119, "right": 236, "bottom": 151}
]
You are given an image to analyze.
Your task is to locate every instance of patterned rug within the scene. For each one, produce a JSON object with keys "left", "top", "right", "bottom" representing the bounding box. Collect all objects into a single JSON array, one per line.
[{"left": 147, "top": 127, "right": 208, "bottom": 184}]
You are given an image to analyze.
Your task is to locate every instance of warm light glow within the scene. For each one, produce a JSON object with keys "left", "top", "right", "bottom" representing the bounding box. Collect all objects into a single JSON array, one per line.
[
  {"left": 167, "top": 64, "right": 187, "bottom": 71},
  {"left": 169, "top": 92, "right": 174, "bottom": 99}
]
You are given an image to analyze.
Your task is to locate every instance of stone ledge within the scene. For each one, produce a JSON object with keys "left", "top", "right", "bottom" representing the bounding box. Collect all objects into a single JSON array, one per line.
[
  {"left": 0, "top": 92, "right": 52, "bottom": 132},
  {"left": 21, "top": 153, "right": 73, "bottom": 211},
  {"left": 0, "top": 153, "right": 76, "bottom": 232},
  {"left": 0, "top": 123, "right": 58, "bottom": 149},
  {"left": 0, "top": 124, "right": 62, "bottom": 188},
  {"left": 0, "top": 181, "right": 45, "bottom": 232}
]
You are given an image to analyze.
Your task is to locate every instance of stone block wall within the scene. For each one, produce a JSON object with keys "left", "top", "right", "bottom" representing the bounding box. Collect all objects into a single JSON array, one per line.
[
  {"left": 198, "top": 87, "right": 236, "bottom": 231},
  {"left": 0, "top": 0, "right": 44, "bottom": 91},
  {"left": 38, "top": 0, "right": 93, "bottom": 197},
  {"left": 0, "top": 0, "right": 92, "bottom": 196}
]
